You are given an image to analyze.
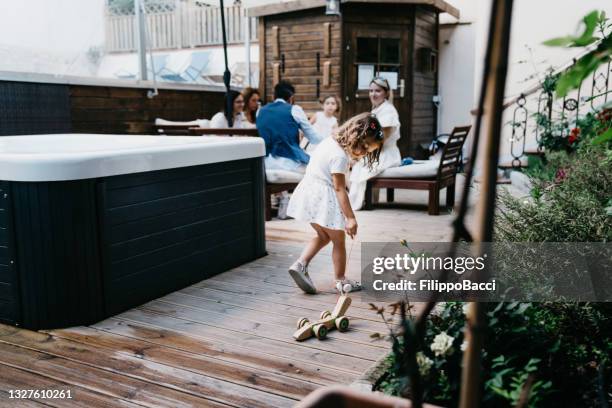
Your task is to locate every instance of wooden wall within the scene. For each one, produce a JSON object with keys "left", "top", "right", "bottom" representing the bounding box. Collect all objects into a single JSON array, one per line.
[
  {"left": 0, "top": 80, "right": 225, "bottom": 136},
  {"left": 258, "top": 4, "right": 439, "bottom": 157},
  {"left": 0, "top": 181, "right": 18, "bottom": 326},
  {"left": 100, "top": 158, "right": 265, "bottom": 316},
  {"left": 10, "top": 180, "right": 105, "bottom": 329},
  {"left": 411, "top": 6, "right": 439, "bottom": 151},
  {"left": 261, "top": 9, "right": 342, "bottom": 113},
  {"left": 0, "top": 82, "right": 72, "bottom": 136},
  {"left": 70, "top": 86, "right": 225, "bottom": 134}
]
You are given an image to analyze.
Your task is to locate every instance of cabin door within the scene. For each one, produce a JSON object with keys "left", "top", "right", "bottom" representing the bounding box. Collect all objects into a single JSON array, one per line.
[{"left": 343, "top": 24, "right": 411, "bottom": 149}]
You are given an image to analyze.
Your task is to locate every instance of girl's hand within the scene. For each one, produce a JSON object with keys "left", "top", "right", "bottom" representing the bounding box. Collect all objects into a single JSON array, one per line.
[{"left": 345, "top": 217, "right": 358, "bottom": 238}]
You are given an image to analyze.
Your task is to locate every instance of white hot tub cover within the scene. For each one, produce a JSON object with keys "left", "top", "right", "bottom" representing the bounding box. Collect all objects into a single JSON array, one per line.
[{"left": 0, "top": 134, "right": 265, "bottom": 182}]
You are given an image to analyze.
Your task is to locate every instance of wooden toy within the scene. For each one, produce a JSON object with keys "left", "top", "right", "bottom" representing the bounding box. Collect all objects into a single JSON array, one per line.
[{"left": 293, "top": 295, "right": 352, "bottom": 341}]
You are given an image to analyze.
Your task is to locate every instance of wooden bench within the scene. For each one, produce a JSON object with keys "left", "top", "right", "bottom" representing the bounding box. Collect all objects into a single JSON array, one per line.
[
  {"left": 188, "top": 127, "right": 301, "bottom": 221},
  {"left": 365, "top": 125, "right": 471, "bottom": 215},
  {"left": 153, "top": 124, "right": 194, "bottom": 135},
  {"left": 188, "top": 128, "right": 260, "bottom": 137}
]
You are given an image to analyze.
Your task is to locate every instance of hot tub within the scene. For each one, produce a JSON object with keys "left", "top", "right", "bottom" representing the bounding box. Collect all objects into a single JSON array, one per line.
[{"left": 0, "top": 134, "right": 266, "bottom": 329}]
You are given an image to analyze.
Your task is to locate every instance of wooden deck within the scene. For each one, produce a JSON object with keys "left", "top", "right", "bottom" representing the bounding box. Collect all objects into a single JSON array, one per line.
[{"left": 0, "top": 183, "right": 471, "bottom": 407}]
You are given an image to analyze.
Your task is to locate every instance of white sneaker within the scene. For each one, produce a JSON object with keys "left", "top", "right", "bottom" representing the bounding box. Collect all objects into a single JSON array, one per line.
[
  {"left": 288, "top": 260, "right": 317, "bottom": 294},
  {"left": 335, "top": 279, "right": 362, "bottom": 294}
]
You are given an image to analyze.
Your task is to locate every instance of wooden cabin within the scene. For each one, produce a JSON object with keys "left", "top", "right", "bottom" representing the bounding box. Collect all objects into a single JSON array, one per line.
[{"left": 249, "top": 0, "right": 459, "bottom": 157}]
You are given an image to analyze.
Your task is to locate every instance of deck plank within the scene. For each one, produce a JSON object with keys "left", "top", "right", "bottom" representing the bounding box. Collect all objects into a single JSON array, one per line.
[
  {"left": 0, "top": 326, "right": 295, "bottom": 407},
  {"left": 0, "top": 340, "right": 229, "bottom": 408},
  {"left": 86, "top": 318, "right": 356, "bottom": 384},
  {"left": 0, "top": 363, "right": 141, "bottom": 408},
  {"left": 45, "top": 326, "right": 317, "bottom": 400},
  {"left": 0, "top": 186, "right": 466, "bottom": 407},
  {"left": 113, "top": 308, "right": 374, "bottom": 372},
  {"left": 138, "top": 299, "right": 387, "bottom": 349}
]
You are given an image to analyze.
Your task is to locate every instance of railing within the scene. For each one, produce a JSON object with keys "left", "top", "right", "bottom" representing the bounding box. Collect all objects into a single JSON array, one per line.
[
  {"left": 504, "top": 44, "right": 611, "bottom": 168},
  {"left": 105, "top": 1, "right": 258, "bottom": 53}
]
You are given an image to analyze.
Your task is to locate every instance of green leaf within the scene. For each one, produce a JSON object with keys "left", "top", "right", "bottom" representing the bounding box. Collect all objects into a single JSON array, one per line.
[
  {"left": 543, "top": 10, "right": 600, "bottom": 48},
  {"left": 542, "top": 36, "right": 576, "bottom": 47},
  {"left": 574, "top": 10, "right": 600, "bottom": 46},
  {"left": 556, "top": 52, "right": 601, "bottom": 97},
  {"left": 591, "top": 128, "right": 612, "bottom": 145}
]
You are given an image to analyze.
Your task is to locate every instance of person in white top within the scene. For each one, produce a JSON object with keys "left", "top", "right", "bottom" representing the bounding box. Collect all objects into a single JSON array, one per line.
[
  {"left": 286, "top": 113, "right": 384, "bottom": 294},
  {"left": 209, "top": 90, "right": 249, "bottom": 128},
  {"left": 349, "top": 77, "right": 402, "bottom": 210},
  {"left": 242, "top": 87, "right": 260, "bottom": 129},
  {"left": 304, "top": 95, "right": 340, "bottom": 153}
]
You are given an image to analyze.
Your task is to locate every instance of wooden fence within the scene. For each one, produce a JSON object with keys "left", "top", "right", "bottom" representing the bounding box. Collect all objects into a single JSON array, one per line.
[{"left": 106, "top": 4, "right": 258, "bottom": 52}]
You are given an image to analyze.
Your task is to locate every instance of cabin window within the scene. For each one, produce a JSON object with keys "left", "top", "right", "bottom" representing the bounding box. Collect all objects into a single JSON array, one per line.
[{"left": 356, "top": 37, "right": 401, "bottom": 89}]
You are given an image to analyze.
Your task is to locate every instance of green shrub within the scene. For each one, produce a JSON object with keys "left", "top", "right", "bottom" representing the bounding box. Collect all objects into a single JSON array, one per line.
[
  {"left": 376, "top": 302, "right": 612, "bottom": 407},
  {"left": 496, "top": 143, "right": 612, "bottom": 242}
]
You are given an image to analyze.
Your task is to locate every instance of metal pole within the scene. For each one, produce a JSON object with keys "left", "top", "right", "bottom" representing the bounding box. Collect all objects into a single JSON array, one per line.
[
  {"left": 245, "top": 8, "right": 251, "bottom": 87},
  {"left": 219, "top": 0, "right": 233, "bottom": 126},
  {"left": 135, "top": 0, "right": 148, "bottom": 81}
]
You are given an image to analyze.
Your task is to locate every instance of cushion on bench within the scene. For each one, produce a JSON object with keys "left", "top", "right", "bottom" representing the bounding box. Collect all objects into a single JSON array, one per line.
[
  {"left": 154, "top": 118, "right": 210, "bottom": 128},
  {"left": 377, "top": 160, "right": 439, "bottom": 178},
  {"left": 265, "top": 169, "right": 304, "bottom": 184}
]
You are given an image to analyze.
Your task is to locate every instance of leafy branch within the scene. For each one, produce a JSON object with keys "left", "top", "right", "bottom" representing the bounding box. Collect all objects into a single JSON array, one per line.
[{"left": 543, "top": 11, "right": 612, "bottom": 98}]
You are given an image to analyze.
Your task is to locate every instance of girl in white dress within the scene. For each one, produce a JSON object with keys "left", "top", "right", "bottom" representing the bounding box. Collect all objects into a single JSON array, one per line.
[
  {"left": 209, "top": 90, "right": 249, "bottom": 128},
  {"left": 287, "top": 112, "right": 384, "bottom": 294},
  {"left": 305, "top": 95, "right": 340, "bottom": 153},
  {"left": 349, "top": 77, "right": 402, "bottom": 210}
]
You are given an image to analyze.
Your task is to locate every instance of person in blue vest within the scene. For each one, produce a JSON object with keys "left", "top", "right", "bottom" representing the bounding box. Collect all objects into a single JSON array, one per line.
[{"left": 257, "top": 80, "right": 324, "bottom": 173}]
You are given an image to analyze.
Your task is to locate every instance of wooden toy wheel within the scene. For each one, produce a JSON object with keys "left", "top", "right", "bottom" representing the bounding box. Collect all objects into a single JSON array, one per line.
[
  {"left": 297, "top": 318, "right": 310, "bottom": 329},
  {"left": 320, "top": 310, "right": 332, "bottom": 319},
  {"left": 313, "top": 324, "right": 328, "bottom": 340},
  {"left": 336, "top": 316, "right": 350, "bottom": 332}
]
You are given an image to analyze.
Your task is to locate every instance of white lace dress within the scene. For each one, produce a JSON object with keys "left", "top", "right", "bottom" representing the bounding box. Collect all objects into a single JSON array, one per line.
[{"left": 287, "top": 137, "right": 349, "bottom": 230}]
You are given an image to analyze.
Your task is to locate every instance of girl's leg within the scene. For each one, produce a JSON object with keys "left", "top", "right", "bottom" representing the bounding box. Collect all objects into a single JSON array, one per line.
[
  {"left": 325, "top": 228, "right": 347, "bottom": 280},
  {"left": 298, "top": 223, "right": 331, "bottom": 265}
]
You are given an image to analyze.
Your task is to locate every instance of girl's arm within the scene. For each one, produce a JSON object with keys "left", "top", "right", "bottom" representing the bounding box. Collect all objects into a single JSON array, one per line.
[
  {"left": 332, "top": 173, "right": 357, "bottom": 238},
  {"left": 309, "top": 113, "right": 317, "bottom": 125}
]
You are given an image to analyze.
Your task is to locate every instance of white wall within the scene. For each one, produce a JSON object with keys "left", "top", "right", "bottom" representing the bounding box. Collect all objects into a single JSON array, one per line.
[
  {"left": 438, "top": 23, "right": 477, "bottom": 135},
  {"left": 0, "top": 0, "right": 105, "bottom": 76},
  {"left": 438, "top": 0, "right": 612, "bottom": 160},
  {"left": 0, "top": 0, "right": 105, "bottom": 53}
]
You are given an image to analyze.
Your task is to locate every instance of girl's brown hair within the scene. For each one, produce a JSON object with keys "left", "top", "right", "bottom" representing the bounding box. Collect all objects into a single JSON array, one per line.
[
  {"left": 335, "top": 112, "right": 383, "bottom": 169},
  {"left": 242, "top": 87, "right": 260, "bottom": 124},
  {"left": 321, "top": 94, "right": 342, "bottom": 117}
]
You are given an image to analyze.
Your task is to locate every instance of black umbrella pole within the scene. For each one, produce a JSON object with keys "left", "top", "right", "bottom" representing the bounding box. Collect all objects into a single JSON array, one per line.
[{"left": 219, "top": 0, "right": 233, "bottom": 126}]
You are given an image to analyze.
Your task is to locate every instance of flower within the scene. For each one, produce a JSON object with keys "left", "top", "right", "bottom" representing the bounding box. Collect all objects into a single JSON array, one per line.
[
  {"left": 462, "top": 303, "right": 469, "bottom": 315},
  {"left": 568, "top": 127, "right": 580, "bottom": 144},
  {"left": 555, "top": 167, "right": 568, "bottom": 183},
  {"left": 430, "top": 332, "right": 455, "bottom": 357},
  {"left": 460, "top": 339, "right": 468, "bottom": 352},
  {"left": 416, "top": 352, "right": 433, "bottom": 376}
]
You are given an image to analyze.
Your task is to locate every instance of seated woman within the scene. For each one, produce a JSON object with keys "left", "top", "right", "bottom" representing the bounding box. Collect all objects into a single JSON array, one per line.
[
  {"left": 210, "top": 90, "right": 248, "bottom": 128},
  {"left": 349, "top": 77, "right": 402, "bottom": 210},
  {"left": 242, "top": 87, "right": 260, "bottom": 129}
]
